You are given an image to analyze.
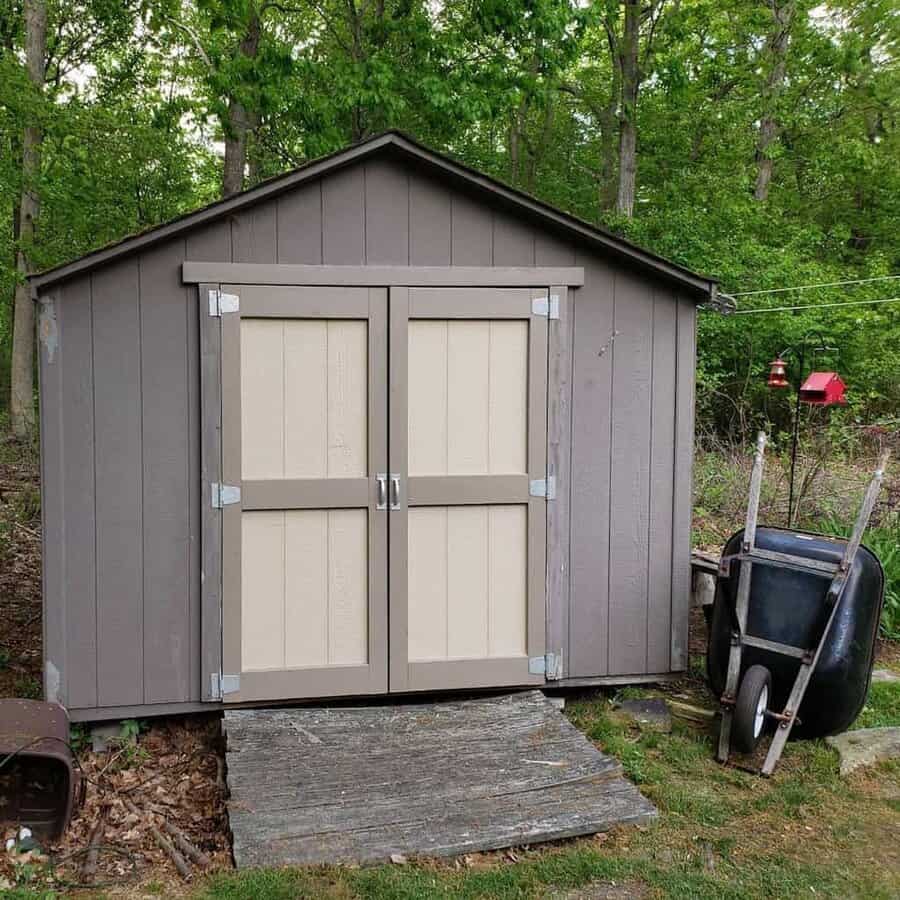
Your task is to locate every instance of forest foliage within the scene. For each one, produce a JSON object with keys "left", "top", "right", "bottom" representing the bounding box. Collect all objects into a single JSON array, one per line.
[{"left": 0, "top": 0, "right": 898, "bottom": 442}]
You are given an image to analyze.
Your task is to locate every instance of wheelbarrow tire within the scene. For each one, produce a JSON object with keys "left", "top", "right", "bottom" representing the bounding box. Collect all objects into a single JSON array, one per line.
[{"left": 732, "top": 665, "right": 772, "bottom": 754}]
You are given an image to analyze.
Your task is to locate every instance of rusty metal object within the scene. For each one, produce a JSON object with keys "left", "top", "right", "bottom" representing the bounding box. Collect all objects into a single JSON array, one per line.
[{"left": 0, "top": 699, "right": 81, "bottom": 839}]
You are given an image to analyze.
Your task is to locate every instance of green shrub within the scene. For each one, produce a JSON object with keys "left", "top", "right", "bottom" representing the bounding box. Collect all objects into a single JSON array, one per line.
[{"left": 821, "top": 515, "right": 900, "bottom": 639}]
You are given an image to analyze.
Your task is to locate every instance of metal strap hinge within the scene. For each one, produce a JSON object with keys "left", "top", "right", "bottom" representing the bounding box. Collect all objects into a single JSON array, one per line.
[
  {"left": 208, "top": 288, "right": 239, "bottom": 316},
  {"left": 529, "top": 651, "right": 563, "bottom": 679},
  {"left": 211, "top": 482, "right": 241, "bottom": 508},
  {"left": 532, "top": 294, "right": 560, "bottom": 319},
  {"left": 529, "top": 476, "right": 556, "bottom": 499},
  {"left": 210, "top": 673, "right": 240, "bottom": 700}
]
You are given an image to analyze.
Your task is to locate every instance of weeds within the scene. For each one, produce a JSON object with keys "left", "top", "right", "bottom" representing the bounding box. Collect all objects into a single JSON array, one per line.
[
  {"left": 695, "top": 446, "right": 900, "bottom": 637},
  {"left": 819, "top": 514, "right": 900, "bottom": 638},
  {"left": 12, "top": 677, "right": 41, "bottom": 699},
  {"left": 68, "top": 724, "right": 90, "bottom": 755}
]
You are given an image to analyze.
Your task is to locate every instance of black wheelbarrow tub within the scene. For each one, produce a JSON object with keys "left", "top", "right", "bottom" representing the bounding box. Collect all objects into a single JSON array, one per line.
[{"left": 707, "top": 526, "right": 884, "bottom": 739}]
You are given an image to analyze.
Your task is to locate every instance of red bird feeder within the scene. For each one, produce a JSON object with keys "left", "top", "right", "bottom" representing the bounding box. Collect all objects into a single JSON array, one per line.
[
  {"left": 799, "top": 371, "right": 847, "bottom": 406},
  {"left": 767, "top": 357, "right": 790, "bottom": 389}
]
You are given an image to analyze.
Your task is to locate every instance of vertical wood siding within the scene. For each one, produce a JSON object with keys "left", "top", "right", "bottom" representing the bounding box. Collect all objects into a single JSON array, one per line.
[
  {"left": 647, "top": 291, "right": 677, "bottom": 672},
  {"left": 60, "top": 279, "right": 97, "bottom": 706},
  {"left": 276, "top": 183, "right": 323, "bottom": 264},
  {"left": 569, "top": 258, "right": 693, "bottom": 677},
  {"left": 671, "top": 298, "right": 697, "bottom": 670},
  {"left": 409, "top": 176, "right": 451, "bottom": 265},
  {"left": 39, "top": 286, "right": 66, "bottom": 704},
  {"left": 569, "top": 255, "right": 616, "bottom": 677},
  {"left": 408, "top": 320, "right": 528, "bottom": 477},
  {"left": 241, "top": 508, "right": 368, "bottom": 670},
  {"left": 41, "top": 152, "right": 696, "bottom": 715},
  {"left": 607, "top": 269, "right": 653, "bottom": 674},
  {"left": 140, "top": 240, "right": 192, "bottom": 703},
  {"left": 407, "top": 504, "right": 528, "bottom": 662},
  {"left": 92, "top": 258, "right": 144, "bottom": 707}
]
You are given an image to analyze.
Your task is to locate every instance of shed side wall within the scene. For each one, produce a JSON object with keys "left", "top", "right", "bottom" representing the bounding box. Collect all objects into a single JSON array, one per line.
[
  {"left": 569, "top": 259, "right": 695, "bottom": 678},
  {"left": 41, "top": 154, "right": 695, "bottom": 717}
]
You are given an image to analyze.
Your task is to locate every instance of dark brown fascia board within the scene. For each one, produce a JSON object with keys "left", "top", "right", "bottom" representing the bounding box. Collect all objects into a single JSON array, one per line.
[
  {"left": 30, "top": 130, "right": 717, "bottom": 298},
  {"left": 387, "top": 137, "right": 717, "bottom": 298},
  {"left": 29, "top": 132, "right": 397, "bottom": 292}
]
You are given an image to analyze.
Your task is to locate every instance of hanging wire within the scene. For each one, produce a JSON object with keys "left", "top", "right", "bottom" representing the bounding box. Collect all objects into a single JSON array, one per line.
[
  {"left": 729, "top": 274, "right": 900, "bottom": 297},
  {"left": 728, "top": 295, "right": 900, "bottom": 315}
]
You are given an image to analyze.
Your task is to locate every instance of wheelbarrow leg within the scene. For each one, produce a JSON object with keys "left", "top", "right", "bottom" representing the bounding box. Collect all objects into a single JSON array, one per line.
[
  {"left": 760, "top": 448, "right": 890, "bottom": 776},
  {"left": 717, "top": 431, "right": 767, "bottom": 763}
]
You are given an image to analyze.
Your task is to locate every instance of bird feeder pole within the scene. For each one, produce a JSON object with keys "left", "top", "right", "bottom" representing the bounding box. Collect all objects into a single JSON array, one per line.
[{"left": 767, "top": 331, "right": 840, "bottom": 527}]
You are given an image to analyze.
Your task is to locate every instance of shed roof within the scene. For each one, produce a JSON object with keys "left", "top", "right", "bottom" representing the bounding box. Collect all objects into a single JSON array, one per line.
[
  {"left": 31, "top": 131, "right": 717, "bottom": 297},
  {"left": 801, "top": 372, "right": 843, "bottom": 390}
]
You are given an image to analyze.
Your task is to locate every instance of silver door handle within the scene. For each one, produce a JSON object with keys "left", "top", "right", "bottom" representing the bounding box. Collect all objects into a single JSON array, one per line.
[
  {"left": 389, "top": 474, "right": 401, "bottom": 510},
  {"left": 376, "top": 474, "right": 387, "bottom": 510}
]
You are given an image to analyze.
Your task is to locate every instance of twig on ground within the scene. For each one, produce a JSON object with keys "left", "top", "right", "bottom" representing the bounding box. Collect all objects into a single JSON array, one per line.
[
  {"left": 14, "top": 521, "right": 40, "bottom": 540},
  {"left": 216, "top": 754, "right": 226, "bottom": 795},
  {"left": 80, "top": 806, "right": 107, "bottom": 884},
  {"left": 153, "top": 813, "right": 212, "bottom": 868},
  {"left": 122, "top": 797, "right": 192, "bottom": 880}
]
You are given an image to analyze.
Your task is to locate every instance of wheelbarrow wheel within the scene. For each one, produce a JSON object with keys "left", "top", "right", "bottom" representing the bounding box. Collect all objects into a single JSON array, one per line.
[{"left": 732, "top": 665, "right": 772, "bottom": 754}]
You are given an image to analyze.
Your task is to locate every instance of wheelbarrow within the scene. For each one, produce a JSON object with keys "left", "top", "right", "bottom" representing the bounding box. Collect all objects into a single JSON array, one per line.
[{"left": 706, "top": 432, "right": 889, "bottom": 775}]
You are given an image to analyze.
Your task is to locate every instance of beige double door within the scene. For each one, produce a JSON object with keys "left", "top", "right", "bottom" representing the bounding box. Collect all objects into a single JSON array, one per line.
[{"left": 219, "top": 284, "right": 547, "bottom": 703}]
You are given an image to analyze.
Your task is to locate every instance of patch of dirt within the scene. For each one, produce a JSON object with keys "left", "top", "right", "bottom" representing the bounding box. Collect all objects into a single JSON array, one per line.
[
  {"left": 1, "top": 440, "right": 232, "bottom": 892},
  {"left": 689, "top": 603, "right": 709, "bottom": 660},
  {"left": 0, "top": 439, "right": 43, "bottom": 700},
  {"left": 877, "top": 638, "right": 900, "bottom": 671},
  {"left": 2, "top": 715, "right": 231, "bottom": 892},
  {"left": 550, "top": 879, "right": 650, "bottom": 899}
]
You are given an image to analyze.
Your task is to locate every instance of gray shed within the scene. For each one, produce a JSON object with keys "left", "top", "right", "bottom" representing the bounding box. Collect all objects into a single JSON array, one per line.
[{"left": 31, "top": 132, "right": 715, "bottom": 722}]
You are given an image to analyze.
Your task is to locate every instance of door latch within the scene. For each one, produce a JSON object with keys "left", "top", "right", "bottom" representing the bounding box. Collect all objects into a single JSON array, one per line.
[{"left": 389, "top": 474, "right": 401, "bottom": 510}]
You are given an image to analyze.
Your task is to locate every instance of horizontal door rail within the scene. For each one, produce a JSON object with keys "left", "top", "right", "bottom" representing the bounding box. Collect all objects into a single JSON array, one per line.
[
  {"left": 407, "top": 474, "right": 530, "bottom": 506},
  {"left": 242, "top": 477, "right": 369, "bottom": 510},
  {"left": 183, "top": 262, "right": 585, "bottom": 287}
]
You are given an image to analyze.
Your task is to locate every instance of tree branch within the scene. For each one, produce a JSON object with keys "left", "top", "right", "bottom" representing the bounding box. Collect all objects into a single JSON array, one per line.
[{"left": 165, "top": 16, "right": 214, "bottom": 70}]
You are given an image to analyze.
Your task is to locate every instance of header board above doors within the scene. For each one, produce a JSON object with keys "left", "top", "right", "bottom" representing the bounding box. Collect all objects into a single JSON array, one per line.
[{"left": 182, "top": 262, "right": 585, "bottom": 288}]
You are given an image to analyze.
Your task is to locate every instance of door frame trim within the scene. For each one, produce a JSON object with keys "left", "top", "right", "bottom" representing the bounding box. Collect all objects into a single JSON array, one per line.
[
  {"left": 211, "top": 284, "right": 389, "bottom": 704},
  {"left": 200, "top": 278, "right": 558, "bottom": 704},
  {"left": 388, "top": 286, "right": 548, "bottom": 693},
  {"left": 199, "top": 284, "right": 223, "bottom": 701}
]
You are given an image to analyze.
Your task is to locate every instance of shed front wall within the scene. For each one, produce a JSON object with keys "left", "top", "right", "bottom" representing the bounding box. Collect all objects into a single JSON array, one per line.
[{"left": 38, "top": 152, "right": 695, "bottom": 719}]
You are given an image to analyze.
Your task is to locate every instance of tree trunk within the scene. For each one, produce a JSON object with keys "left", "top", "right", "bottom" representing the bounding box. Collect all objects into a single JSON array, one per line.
[
  {"left": 221, "top": 10, "right": 261, "bottom": 198},
  {"left": 525, "top": 95, "right": 555, "bottom": 192},
  {"left": 616, "top": 0, "right": 640, "bottom": 217},
  {"left": 753, "top": 0, "right": 795, "bottom": 202},
  {"left": 598, "top": 86, "right": 619, "bottom": 211},
  {"left": 347, "top": 0, "right": 366, "bottom": 142},
  {"left": 10, "top": 0, "right": 47, "bottom": 440},
  {"left": 245, "top": 109, "right": 262, "bottom": 186}
]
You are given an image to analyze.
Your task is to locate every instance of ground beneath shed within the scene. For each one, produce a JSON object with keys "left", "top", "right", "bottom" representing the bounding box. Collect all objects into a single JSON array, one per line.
[{"left": 224, "top": 691, "right": 656, "bottom": 867}]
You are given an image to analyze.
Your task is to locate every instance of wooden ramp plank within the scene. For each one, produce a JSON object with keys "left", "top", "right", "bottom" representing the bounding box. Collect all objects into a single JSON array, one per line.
[{"left": 225, "top": 691, "right": 656, "bottom": 867}]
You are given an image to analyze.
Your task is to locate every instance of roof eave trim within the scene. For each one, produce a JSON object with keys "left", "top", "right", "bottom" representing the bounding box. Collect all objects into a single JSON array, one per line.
[
  {"left": 386, "top": 137, "right": 715, "bottom": 298},
  {"left": 30, "top": 131, "right": 716, "bottom": 298},
  {"left": 30, "top": 133, "right": 398, "bottom": 291}
]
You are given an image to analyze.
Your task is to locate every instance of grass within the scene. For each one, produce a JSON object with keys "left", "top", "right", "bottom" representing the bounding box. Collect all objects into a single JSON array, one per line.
[
  {"left": 190, "top": 678, "right": 900, "bottom": 900},
  {"left": 854, "top": 681, "right": 900, "bottom": 729},
  {"left": 4, "top": 678, "right": 896, "bottom": 898}
]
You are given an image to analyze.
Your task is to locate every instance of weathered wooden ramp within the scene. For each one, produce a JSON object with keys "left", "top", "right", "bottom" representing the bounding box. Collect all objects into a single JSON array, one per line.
[{"left": 225, "top": 691, "right": 656, "bottom": 867}]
